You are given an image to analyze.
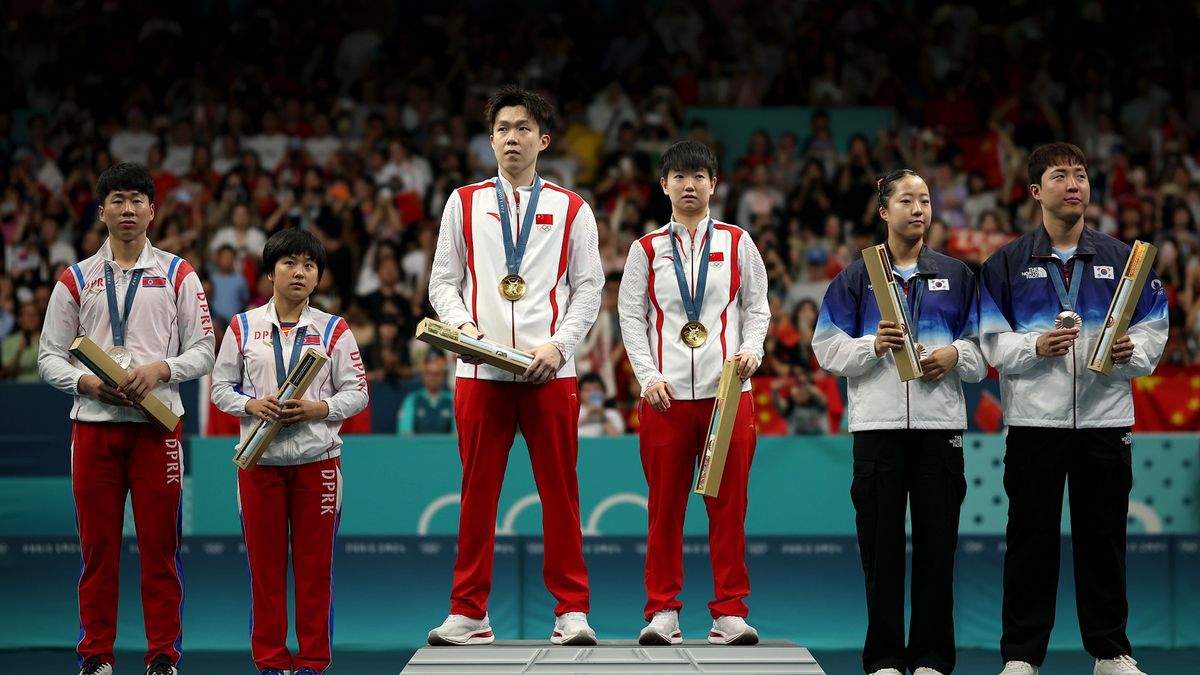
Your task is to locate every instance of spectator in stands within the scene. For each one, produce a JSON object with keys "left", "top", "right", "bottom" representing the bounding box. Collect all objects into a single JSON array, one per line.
[
  {"left": 208, "top": 244, "right": 250, "bottom": 324},
  {"left": 398, "top": 354, "right": 454, "bottom": 434},
  {"left": 771, "top": 369, "right": 828, "bottom": 434},
  {"left": 577, "top": 372, "right": 624, "bottom": 437},
  {"left": 1, "top": 300, "right": 41, "bottom": 381}
]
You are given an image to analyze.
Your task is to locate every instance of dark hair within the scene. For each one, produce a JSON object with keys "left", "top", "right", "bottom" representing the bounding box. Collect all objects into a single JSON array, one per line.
[
  {"left": 1027, "top": 142, "right": 1088, "bottom": 185},
  {"left": 484, "top": 85, "right": 556, "bottom": 135},
  {"left": 262, "top": 227, "right": 327, "bottom": 280},
  {"left": 876, "top": 168, "right": 919, "bottom": 208},
  {"left": 215, "top": 244, "right": 237, "bottom": 257},
  {"left": 659, "top": 140, "right": 719, "bottom": 179},
  {"left": 96, "top": 162, "right": 155, "bottom": 203},
  {"left": 578, "top": 372, "right": 606, "bottom": 390}
]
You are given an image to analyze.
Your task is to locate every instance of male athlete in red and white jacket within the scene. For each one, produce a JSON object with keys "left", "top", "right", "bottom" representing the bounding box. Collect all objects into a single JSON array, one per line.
[
  {"left": 618, "top": 141, "right": 770, "bottom": 646},
  {"left": 426, "top": 86, "right": 603, "bottom": 646},
  {"left": 211, "top": 228, "right": 367, "bottom": 675},
  {"left": 39, "top": 164, "right": 215, "bottom": 675}
]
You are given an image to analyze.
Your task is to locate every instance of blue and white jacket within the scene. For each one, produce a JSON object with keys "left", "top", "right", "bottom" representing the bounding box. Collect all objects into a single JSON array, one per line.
[
  {"left": 978, "top": 225, "right": 1168, "bottom": 428},
  {"left": 814, "top": 245, "right": 986, "bottom": 431}
]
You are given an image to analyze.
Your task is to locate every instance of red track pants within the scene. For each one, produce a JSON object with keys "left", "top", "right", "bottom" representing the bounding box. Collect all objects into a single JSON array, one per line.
[
  {"left": 238, "top": 456, "right": 341, "bottom": 673},
  {"left": 638, "top": 392, "right": 756, "bottom": 620},
  {"left": 71, "top": 420, "right": 185, "bottom": 668},
  {"left": 449, "top": 377, "right": 590, "bottom": 618}
]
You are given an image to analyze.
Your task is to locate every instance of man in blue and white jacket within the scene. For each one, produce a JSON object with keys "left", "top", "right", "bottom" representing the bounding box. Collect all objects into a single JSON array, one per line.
[{"left": 979, "top": 143, "right": 1168, "bottom": 675}]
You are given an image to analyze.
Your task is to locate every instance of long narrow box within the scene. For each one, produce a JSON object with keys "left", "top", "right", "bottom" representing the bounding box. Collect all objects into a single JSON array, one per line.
[
  {"left": 415, "top": 318, "right": 534, "bottom": 376},
  {"left": 694, "top": 360, "right": 742, "bottom": 498},
  {"left": 861, "top": 244, "right": 923, "bottom": 382},
  {"left": 68, "top": 335, "right": 180, "bottom": 433},
  {"left": 233, "top": 347, "right": 328, "bottom": 469},
  {"left": 1088, "top": 240, "right": 1157, "bottom": 376}
]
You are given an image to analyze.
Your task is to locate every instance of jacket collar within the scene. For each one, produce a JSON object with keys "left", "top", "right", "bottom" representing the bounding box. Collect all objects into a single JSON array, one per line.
[
  {"left": 98, "top": 238, "right": 155, "bottom": 270},
  {"left": 265, "top": 298, "right": 313, "bottom": 330},
  {"left": 884, "top": 242, "right": 939, "bottom": 276},
  {"left": 1031, "top": 223, "right": 1099, "bottom": 258}
]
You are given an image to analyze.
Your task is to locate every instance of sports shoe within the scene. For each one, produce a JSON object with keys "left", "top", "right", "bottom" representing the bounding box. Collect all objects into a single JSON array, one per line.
[
  {"left": 708, "top": 616, "right": 759, "bottom": 645},
  {"left": 638, "top": 609, "right": 683, "bottom": 645},
  {"left": 999, "top": 662, "right": 1039, "bottom": 675},
  {"left": 551, "top": 612, "right": 597, "bottom": 645},
  {"left": 1095, "top": 655, "right": 1146, "bottom": 675},
  {"left": 868, "top": 670, "right": 902, "bottom": 675},
  {"left": 145, "top": 654, "right": 178, "bottom": 675},
  {"left": 914, "top": 669, "right": 946, "bottom": 675},
  {"left": 78, "top": 658, "right": 112, "bottom": 675},
  {"left": 428, "top": 613, "right": 495, "bottom": 645}
]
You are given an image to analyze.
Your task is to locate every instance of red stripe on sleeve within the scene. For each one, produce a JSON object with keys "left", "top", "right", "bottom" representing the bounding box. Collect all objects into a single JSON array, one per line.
[
  {"left": 327, "top": 318, "right": 349, "bottom": 352},
  {"left": 173, "top": 260, "right": 196, "bottom": 294},
  {"left": 58, "top": 268, "right": 80, "bottom": 305},
  {"left": 230, "top": 315, "right": 244, "bottom": 354},
  {"left": 640, "top": 232, "right": 668, "bottom": 370},
  {"left": 715, "top": 224, "right": 743, "bottom": 360}
]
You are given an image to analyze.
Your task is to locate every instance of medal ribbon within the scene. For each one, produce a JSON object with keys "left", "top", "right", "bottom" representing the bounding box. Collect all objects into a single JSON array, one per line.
[
  {"left": 669, "top": 218, "right": 714, "bottom": 324},
  {"left": 1046, "top": 257, "right": 1085, "bottom": 313},
  {"left": 103, "top": 263, "right": 143, "bottom": 349},
  {"left": 902, "top": 274, "right": 925, "bottom": 345},
  {"left": 495, "top": 174, "right": 543, "bottom": 277},
  {"left": 272, "top": 324, "right": 308, "bottom": 388}
]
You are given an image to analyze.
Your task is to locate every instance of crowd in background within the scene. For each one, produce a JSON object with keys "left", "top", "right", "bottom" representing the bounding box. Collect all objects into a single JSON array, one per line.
[{"left": 2, "top": 1, "right": 1199, "bottom": 435}]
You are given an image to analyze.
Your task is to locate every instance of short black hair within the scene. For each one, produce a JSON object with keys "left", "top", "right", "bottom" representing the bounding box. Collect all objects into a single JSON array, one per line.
[
  {"left": 578, "top": 372, "right": 605, "bottom": 390},
  {"left": 96, "top": 162, "right": 155, "bottom": 203},
  {"left": 262, "top": 227, "right": 327, "bottom": 280},
  {"left": 484, "top": 84, "right": 556, "bottom": 135},
  {"left": 1027, "top": 142, "right": 1088, "bottom": 185},
  {"left": 876, "top": 168, "right": 920, "bottom": 208},
  {"left": 659, "top": 140, "right": 718, "bottom": 179}
]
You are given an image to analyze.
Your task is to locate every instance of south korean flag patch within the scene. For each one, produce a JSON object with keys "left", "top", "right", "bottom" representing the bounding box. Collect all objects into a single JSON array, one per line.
[
  {"left": 1094, "top": 265, "right": 1114, "bottom": 279},
  {"left": 927, "top": 278, "right": 950, "bottom": 291}
]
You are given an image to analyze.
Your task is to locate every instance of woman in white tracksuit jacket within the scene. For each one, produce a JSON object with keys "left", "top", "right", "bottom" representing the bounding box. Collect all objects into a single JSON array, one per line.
[{"left": 813, "top": 169, "right": 986, "bottom": 675}]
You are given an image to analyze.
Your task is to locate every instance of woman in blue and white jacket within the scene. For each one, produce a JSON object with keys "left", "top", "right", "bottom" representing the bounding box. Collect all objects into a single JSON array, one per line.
[{"left": 813, "top": 169, "right": 986, "bottom": 675}]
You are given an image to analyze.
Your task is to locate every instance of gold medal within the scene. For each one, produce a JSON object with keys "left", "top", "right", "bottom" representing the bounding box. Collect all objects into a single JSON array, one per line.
[
  {"left": 499, "top": 274, "right": 527, "bottom": 301},
  {"left": 681, "top": 321, "right": 708, "bottom": 348},
  {"left": 1054, "top": 310, "right": 1082, "bottom": 331},
  {"left": 107, "top": 345, "right": 132, "bottom": 369}
]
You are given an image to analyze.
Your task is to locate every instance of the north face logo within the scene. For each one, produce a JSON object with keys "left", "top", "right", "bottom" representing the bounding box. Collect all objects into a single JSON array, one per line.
[
  {"left": 950, "top": 435, "right": 963, "bottom": 448},
  {"left": 1122, "top": 432, "right": 1133, "bottom": 446},
  {"left": 1021, "top": 267, "right": 1048, "bottom": 280}
]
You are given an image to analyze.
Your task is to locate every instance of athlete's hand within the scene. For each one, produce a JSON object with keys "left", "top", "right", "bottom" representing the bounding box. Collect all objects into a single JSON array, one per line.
[
  {"left": 79, "top": 374, "right": 132, "bottom": 406},
  {"left": 733, "top": 352, "right": 759, "bottom": 381},
  {"left": 457, "top": 322, "right": 485, "bottom": 365},
  {"left": 246, "top": 396, "right": 283, "bottom": 422},
  {"left": 524, "top": 343, "right": 564, "bottom": 385},
  {"left": 919, "top": 345, "right": 959, "bottom": 382},
  {"left": 645, "top": 380, "right": 676, "bottom": 412},
  {"left": 119, "top": 361, "right": 171, "bottom": 403},
  {"left": 1112, "top": 335, "right": 1135, "bottom": 364},
  {"left": 278, "top": 398, "right": 329, "bottom": 425},
  {"left": 1036, "top": 327, "right": 1078, "bottom": 358},
  {"left": 874, "top": 320, "right": 905, "bottom": 356}
]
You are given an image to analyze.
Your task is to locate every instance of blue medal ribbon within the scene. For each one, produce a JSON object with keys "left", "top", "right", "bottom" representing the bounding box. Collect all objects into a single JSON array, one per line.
[
  {"left": 103, "top": 263, "right": 143, "bottom": 349},
  {"left": 904, "top": 275, "right": 925, "bottom": 344},
  {"left": 1046, "top": 257, "right": 1085, "bottom": 313},
  {"left": 495, "top": 175, "right": 543, "bottom": 277},
  {"left": 272, "top": 324, "right": 307, "bottom": 388},
  {"left": 668, "top": 218, "right": 714, "bottom": 323}
]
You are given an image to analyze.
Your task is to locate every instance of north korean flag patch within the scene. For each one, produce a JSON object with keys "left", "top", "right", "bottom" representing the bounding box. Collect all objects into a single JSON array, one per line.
[
  {"left": 927, "top": 278, "right": 950, "bottom": 291},
  {"left": 141, "top": 276, "right": 167, "bottom": 288},
  {"left": 1094, "top": 265, "right": 1114, "bottom": 279},
  {"left": 304, "top": 334, "right": 323, "bottom": 346}
]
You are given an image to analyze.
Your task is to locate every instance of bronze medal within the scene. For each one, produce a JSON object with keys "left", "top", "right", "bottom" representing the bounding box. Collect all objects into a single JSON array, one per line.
[{"left": 1055, "top": 310, "right": 1082, "bottom": 331}]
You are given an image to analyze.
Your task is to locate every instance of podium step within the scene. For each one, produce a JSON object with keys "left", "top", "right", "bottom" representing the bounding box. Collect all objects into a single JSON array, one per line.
[{"left": 401, "top": 640, "right": 825, "bottom": 674}]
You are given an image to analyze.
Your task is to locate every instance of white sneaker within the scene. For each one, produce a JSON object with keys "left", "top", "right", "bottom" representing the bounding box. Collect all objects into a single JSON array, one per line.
[
  {"left": 1095, "top": 655, "right": 1146, "bottom": 675},
  {"left": 78, "top": 658, "right": 113, "bottom": 675},
  {"left": 708, "top": 615, "right": 759, "bottom": 645},
  {"left": 427, "top": 613, "right": 495, "bottom": 645},
  {"left": 638, "top": 610, "right": 683, "bottom": 645},
  {"left": 868, "top": 669, "right": 902, "bottom": 675},
  {"left": 999, "top": 662, "right": 1039, "bottom": 675},
  {"left": 914, "top": 669, "right": 945, "bottom": 675},
  {"left": 551, "top": 611, "right": 597, "bottom": 645}
]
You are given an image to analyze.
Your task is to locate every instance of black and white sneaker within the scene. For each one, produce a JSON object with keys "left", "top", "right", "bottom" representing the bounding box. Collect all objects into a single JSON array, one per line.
[
  {"left": 144, "top": 654, "right": 178, "bottom": 675},
  {"left": 78, "top": 658, "right": 113, "bottom": 675}
]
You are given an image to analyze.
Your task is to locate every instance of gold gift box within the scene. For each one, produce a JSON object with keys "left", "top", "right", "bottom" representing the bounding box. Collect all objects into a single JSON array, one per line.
[
  {"left": 694, "top": 360, "right": 743, "bottom": 498},
  {"left": 232, "top": 347, "right": 328, "bottom": 470},
  {"left": 1087, "top": 240, "right": 1157, "bottom": 376},
  {"left": 68, "top": 335, "right": 180, "bottom": 433},
  {"left": 415, "top": 318, "right": 534, "bottom": 376},
  {"left": 862, "top": 244, "right": 924, "bottom": 382}
]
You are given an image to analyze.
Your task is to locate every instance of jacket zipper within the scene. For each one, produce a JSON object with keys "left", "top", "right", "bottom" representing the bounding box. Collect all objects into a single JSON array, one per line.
[
  {"left": 1064, "top": 258, "right": 1077, "bottom": 428},
  {"left": 902, "top": 277, "right": 911, "bottom": 430},
  {"left": 689, "top": 229, "right": 696, "bottom": 399}
]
